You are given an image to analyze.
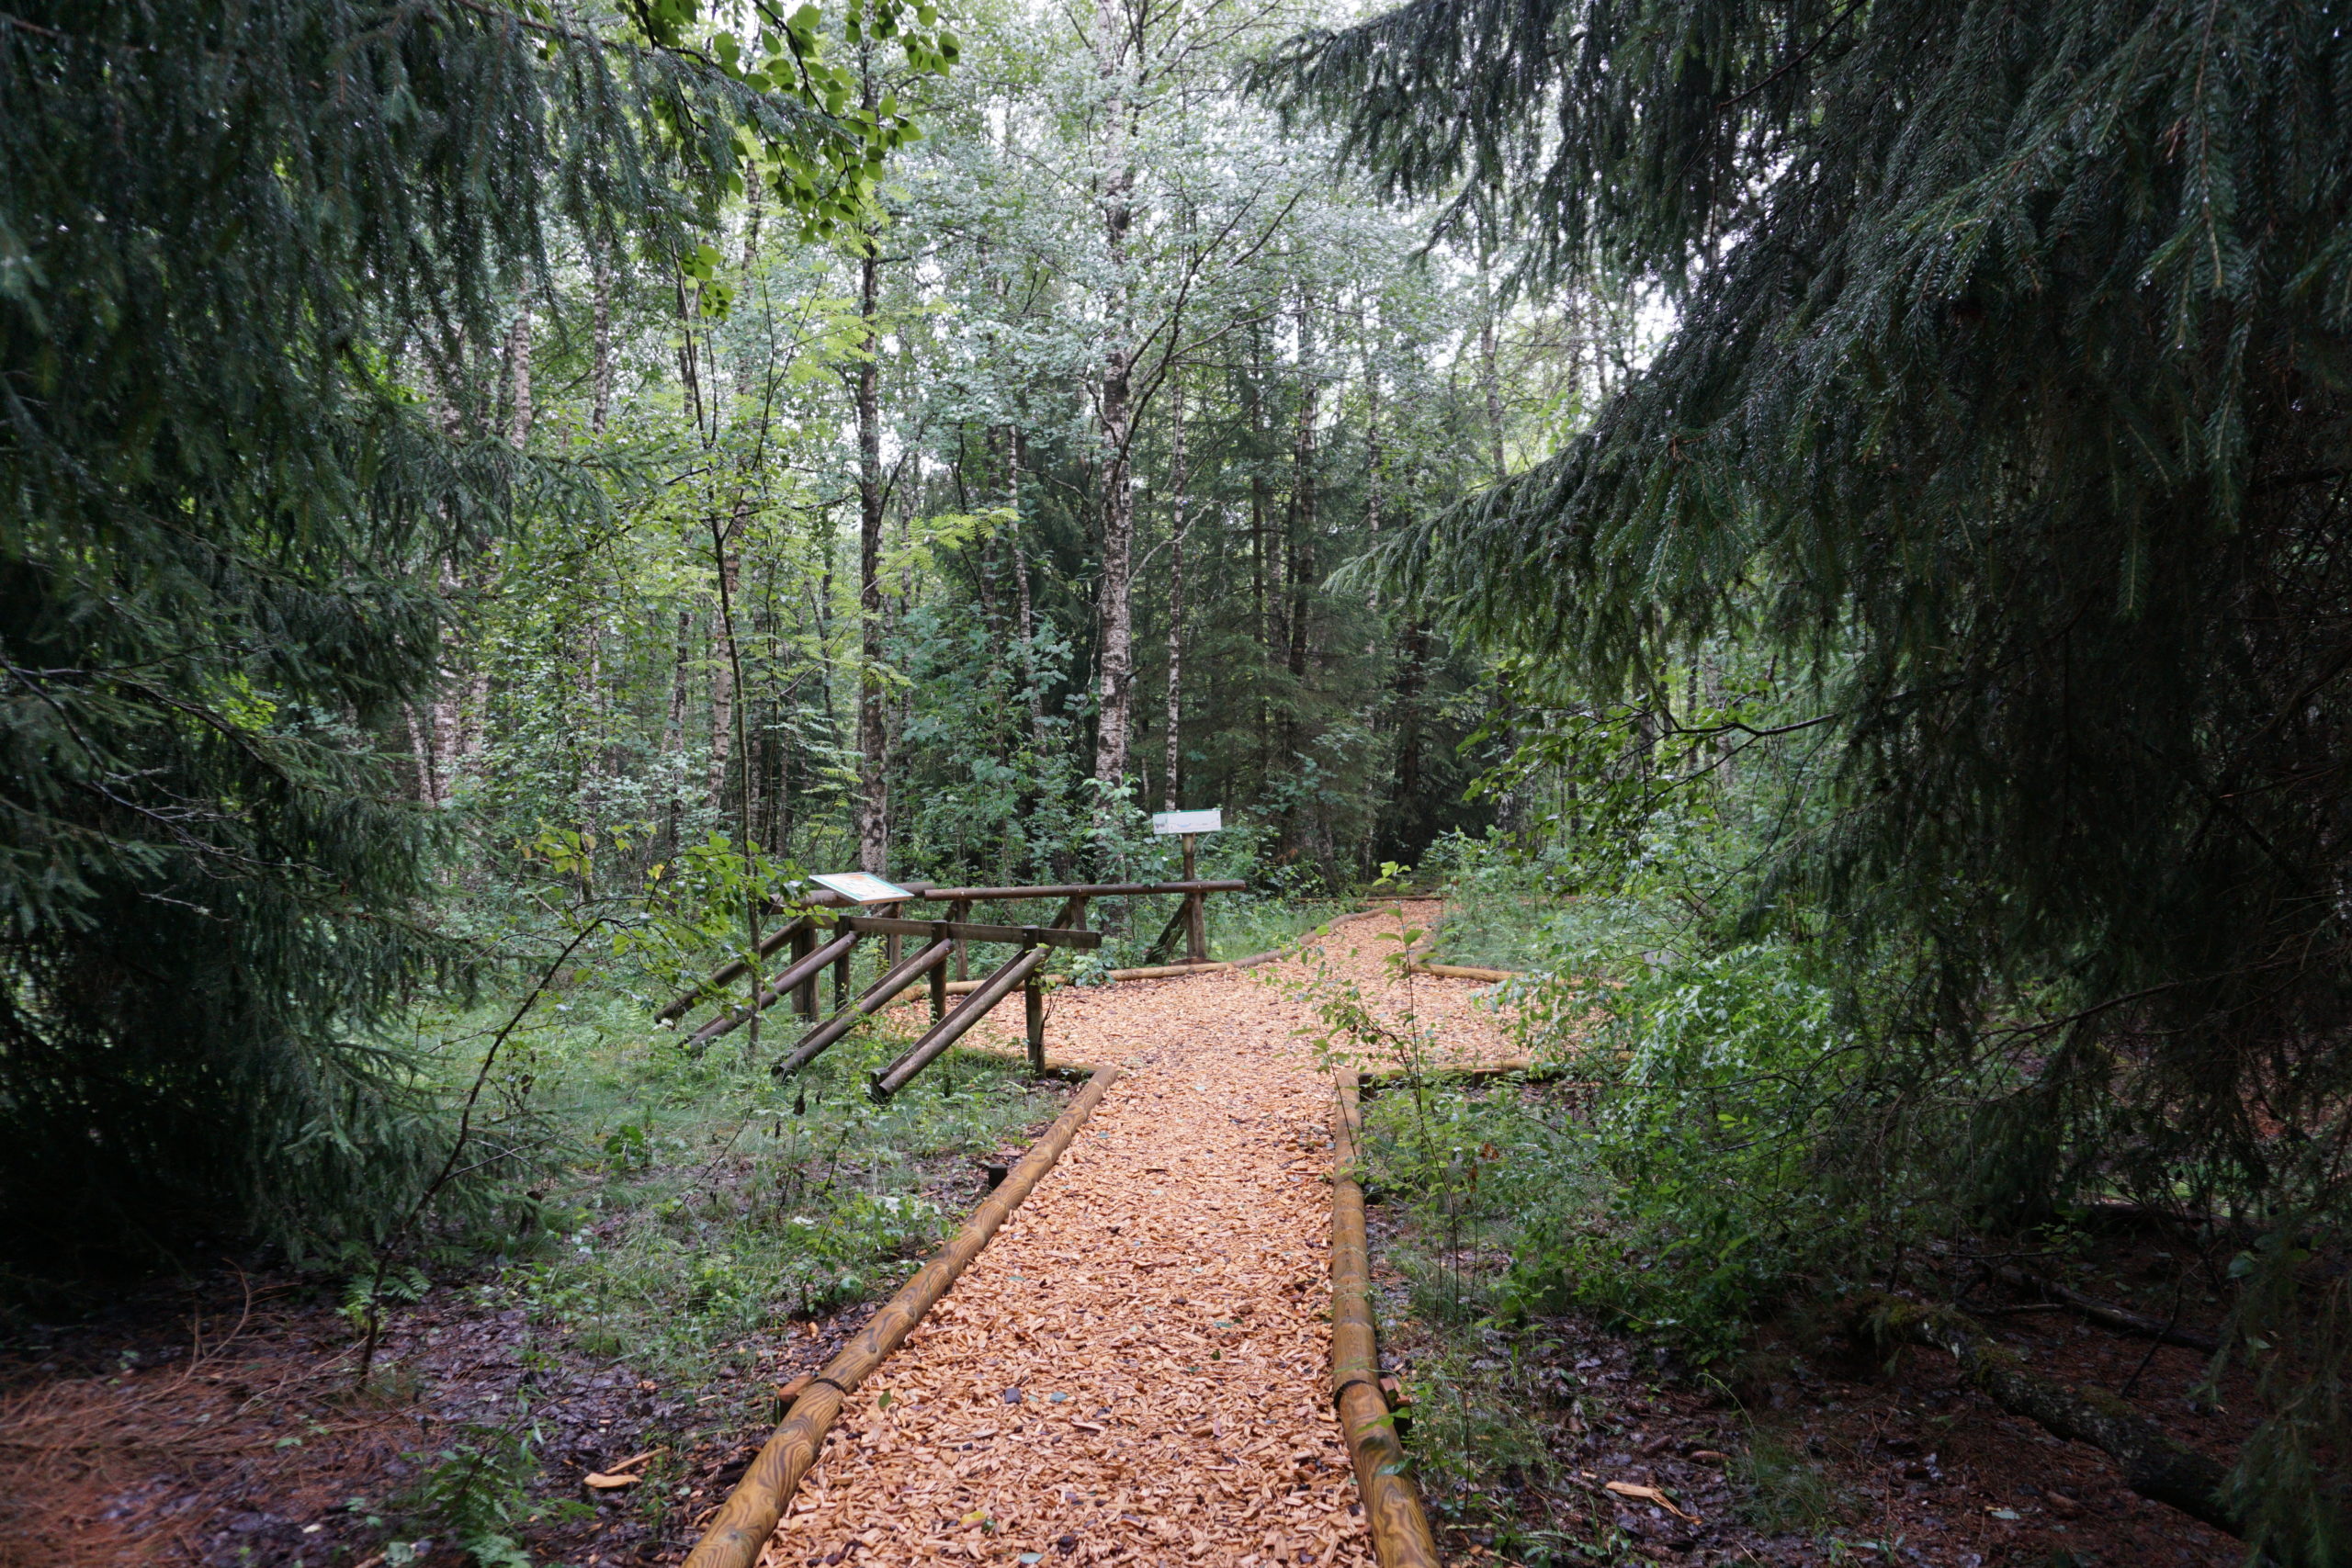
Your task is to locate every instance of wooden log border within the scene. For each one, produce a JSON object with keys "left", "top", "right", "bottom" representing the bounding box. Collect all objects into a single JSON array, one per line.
[
  {"left": 1331, "top": 1069, "right": 1443, "bottom": 1568},
  {"left": 682, "top": 1063, "right": 1123, "bottom": 1568}
]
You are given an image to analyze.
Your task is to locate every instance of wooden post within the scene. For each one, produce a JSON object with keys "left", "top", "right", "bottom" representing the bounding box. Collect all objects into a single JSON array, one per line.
[
  {"left": 951, "top": 898, "right": 970, "bottom": 981},
  {"left": 930, "top": 928, "right": 949, "bottom": 1021},
  {"left": 1024, "top": 970, "right": 1045, "bottom": 1074},
  {"left": 1179, "top": 836, "right": 1206, "bottom": 964},
  {"left": 882, "top": 899, "right": 903, "bottom": 970},
  {"left": 789, "top": 926, "right": 816, "bottom": 1018},
  {"left": 832, "top": 945, "right": 852, "bottom": 1010}
]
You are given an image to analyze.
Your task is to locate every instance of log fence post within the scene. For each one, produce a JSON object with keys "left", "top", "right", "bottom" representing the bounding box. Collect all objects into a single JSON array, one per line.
[
  {"left": 789, "top": 926, "right": 816, "bottom": 1018},
  {"left": 929, "top": 922, "right": 950, "bottom": 1021},
  {"left": 1024, "top": 969, "right": 1045, "bottom": 1074}
]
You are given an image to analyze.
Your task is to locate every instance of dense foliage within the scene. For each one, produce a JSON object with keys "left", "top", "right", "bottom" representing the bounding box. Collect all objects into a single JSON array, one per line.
[
  {"left": 0, "top": 0, "right": 939, "bottom": 1260},
  {"left": 1269, "top": 0, "right": 2352, "bottom": 1553}
]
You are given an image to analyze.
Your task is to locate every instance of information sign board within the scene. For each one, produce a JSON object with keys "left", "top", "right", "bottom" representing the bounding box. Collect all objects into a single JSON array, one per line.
[
  {"left": 1149, "top": 808, "right": 1223, "bottom": 836},
  {"left": 808, "top": 871, "right": 915, "bottom": 903}
]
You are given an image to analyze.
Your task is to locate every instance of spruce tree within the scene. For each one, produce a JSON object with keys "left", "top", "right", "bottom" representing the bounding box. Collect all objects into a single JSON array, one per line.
[
  {"left": 1267, "top": 2, "right": 2352, "bottom": 1552},
  {"left": 0, "top": 0, "right": 941, "bottom": 1262}
]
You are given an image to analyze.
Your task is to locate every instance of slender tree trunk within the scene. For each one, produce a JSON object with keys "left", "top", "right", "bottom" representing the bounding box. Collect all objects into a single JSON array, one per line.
[
  {"left": 707, "top": 526, "right": 740, "bottom": 815},
  {"left": 405, "top": 704, "right": 440, "bottom": 806},
  {"left": 1363, "top": 307, "right": 1384, "bottom": 626},
  {"left": 1392, "top": 615, "right": 1430, "bottom": 835},
  {"left": 446, "top": 310, "right": 532, "bottom": 805},
  {"left": 1247, "top": 333, "right": 1273, "bottom": 778},
  {"left": 662, "top": 605, "right": 692, "bottom": 853},
  {"left": 1162, "top": 378, "right": 1187, "bottom": 812},
  {"left": 1010, "top": 433, "right": 1046, "bottom": 752},
  {"left": 1090, "top": 1, "right": 1138, "bottom": 793},
  {"left": 1286, "top": 288, "right": 1317, "bottom": 684},
  {"left": 503, "top": 307, "right": 533, "bottom": 449},
  {"left": 430, "top": 562, "right": 461, "bottom": 808},
  {"left": 591, "top": 264, "right": 613, "bottom": 435},
  {"left": 1477, "top": 244, "right": 1506, "bottom": 484},
  {"left": 855, "top": 236, "right": 890, "bottom": 874}
]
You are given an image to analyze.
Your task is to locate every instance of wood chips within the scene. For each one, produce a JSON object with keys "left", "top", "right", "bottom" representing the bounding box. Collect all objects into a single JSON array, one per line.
[{"left": 755, "top": 904, "right": 1510, "bottom": 1568}]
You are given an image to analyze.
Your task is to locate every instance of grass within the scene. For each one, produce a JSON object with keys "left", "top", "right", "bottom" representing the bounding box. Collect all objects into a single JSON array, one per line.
[
  {"left": 1732, "top": 1432, "right": 1838, "bottom": 1534},
  {"left": 383, "top": 964, "right": 1073, "bottom": 1388},
  {"left": 1207, "top": 895, "right": 1355, "bottom": 961}
]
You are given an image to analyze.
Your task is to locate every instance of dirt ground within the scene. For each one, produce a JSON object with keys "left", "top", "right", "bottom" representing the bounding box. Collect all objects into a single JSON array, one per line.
[
  {"left": 1362, "top": 1074, "right": 2261, "bottom": 1568},
  {"left": 0, "top": 1130, "right": 1048, "bottom": 1568}
]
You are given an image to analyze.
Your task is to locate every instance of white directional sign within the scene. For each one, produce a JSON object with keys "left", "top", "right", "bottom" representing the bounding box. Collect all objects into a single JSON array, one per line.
[
  {"left": 809, "top": 871, "right": 915, "bottom": 903},
  {"left": 1150, "top": 807, "right": 1223, "bottom": 836}
]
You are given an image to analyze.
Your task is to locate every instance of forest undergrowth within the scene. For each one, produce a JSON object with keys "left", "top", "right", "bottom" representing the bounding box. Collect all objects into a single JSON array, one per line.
[
  {"left": 0, "top": 968, "right": 1079, "bottom": 1568},
  {"left": 1312, "top": 842, "right": 2312, "bottom": 1567}
]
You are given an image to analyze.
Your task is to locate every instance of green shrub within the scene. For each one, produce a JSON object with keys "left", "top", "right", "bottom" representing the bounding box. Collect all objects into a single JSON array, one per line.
[{"left": 1504, "top": 943, "right": 1896, "bottom": 1362}]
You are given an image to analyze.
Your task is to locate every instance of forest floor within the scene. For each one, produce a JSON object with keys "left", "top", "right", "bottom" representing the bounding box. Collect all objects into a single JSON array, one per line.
[{"left": 0, "top": 903, "right": 2267, "bottom": 1568}]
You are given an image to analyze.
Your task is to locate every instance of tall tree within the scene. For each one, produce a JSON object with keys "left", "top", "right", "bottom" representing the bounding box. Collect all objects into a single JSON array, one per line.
[
  {"left": 0, "top": 0, "right": 947, "bottom": 1256},
  {"left": 1270, "top": 0, "right": 2352, "bottom": 1547}
]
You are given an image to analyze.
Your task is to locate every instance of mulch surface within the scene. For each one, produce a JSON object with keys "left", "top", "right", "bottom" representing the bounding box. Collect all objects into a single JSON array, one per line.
[{"left": 764, "top": 902, "right": 1510, "bottom": 1567}]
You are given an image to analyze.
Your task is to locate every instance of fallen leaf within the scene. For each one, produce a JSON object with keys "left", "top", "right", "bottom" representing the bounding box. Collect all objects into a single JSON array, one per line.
[
  {"left": 1690, "top": 1450, "right": 1727, "bottom": 1463},
  {"left": 1603, "top": 1481, "right": 1698, "bottom": 1522}
]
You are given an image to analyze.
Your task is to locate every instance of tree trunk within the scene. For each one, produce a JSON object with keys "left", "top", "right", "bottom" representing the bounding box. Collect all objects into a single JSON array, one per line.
[
  {"left": 1363, "top": 308, "right": 1383, "bottom": 626},
  {"left": 1247, "top": 331, "right": 1273, "bottom": 777},
  {"left": 405, "top": 704, "right": 440, "bottom": 806},
  {"left": 707, "top": 523, "right": 741, "bottom": 818},
  {"left": 590, "top": 262, "right": 613, "bottom": 435},
  {"left": 662, "top": 605, "right": 692, "bottom": 854},
  {"left": 1851, "top": 1294, "right": 2247, "bottom": 1544},
  {"left": 855, "top": 237, "right": 890, "bottom": 874},
  {"left": 1477, "top": 243, "right": 1506, "bottom": 484},
  {"left": 1391, "top": 613, "right": 1430, "bottom": 839},
  {"left": 1009, "top": 434, "right": 1046, "bottom": 752},
  {"left": 1090, "top": 2, "right": 1138, "bottom": 794},
  {"left": 503, "top": 307, "right": 533, "bottom": 449},
  {"left": 1285, "top": 287, "right": 1317, "bottom": 685},
  {"left": 1162, "top": 378, "right": 1187, "bottom": 813}
]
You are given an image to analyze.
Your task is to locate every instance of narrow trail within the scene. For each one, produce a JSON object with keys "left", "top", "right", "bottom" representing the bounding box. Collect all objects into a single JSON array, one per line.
[{"left": 756, "top": 902, "right": 1509, "bottom": 1567}]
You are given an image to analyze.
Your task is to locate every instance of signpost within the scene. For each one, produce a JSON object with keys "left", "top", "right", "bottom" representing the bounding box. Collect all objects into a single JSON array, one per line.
[{"left": 1149, "top": 807, "right": 1222, "bottom": 962}]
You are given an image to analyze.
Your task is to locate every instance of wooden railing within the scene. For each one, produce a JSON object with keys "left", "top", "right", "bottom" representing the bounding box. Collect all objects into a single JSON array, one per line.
[{"left": 657, "top": 877, "right": 1248, "bottom": 1093}]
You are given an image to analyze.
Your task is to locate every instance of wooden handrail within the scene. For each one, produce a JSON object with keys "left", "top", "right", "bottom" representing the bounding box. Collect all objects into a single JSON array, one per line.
[
  {"left": 684, "top": 931, "right": 860, "bottom": 1052},
  {"left": 914, "top": 878, "right": 1246, "bottom": 902},
  {"left": 870, "top": 945, "right": 1051, "bottom": 1099},
  {"left": 666, "top": 878, "right": 1250, "bottom": 1029},
  {"left": 769, "top": 939, "right": 956, "bottom": 1079},
  {"left": 815, "top": 913, "right": 1102, "bottom": 950}
]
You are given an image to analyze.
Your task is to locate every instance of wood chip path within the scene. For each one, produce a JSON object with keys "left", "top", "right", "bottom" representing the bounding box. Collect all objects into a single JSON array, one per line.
[{"left": 761, "top": 902, "right": 1510, "bottom": 1568}]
